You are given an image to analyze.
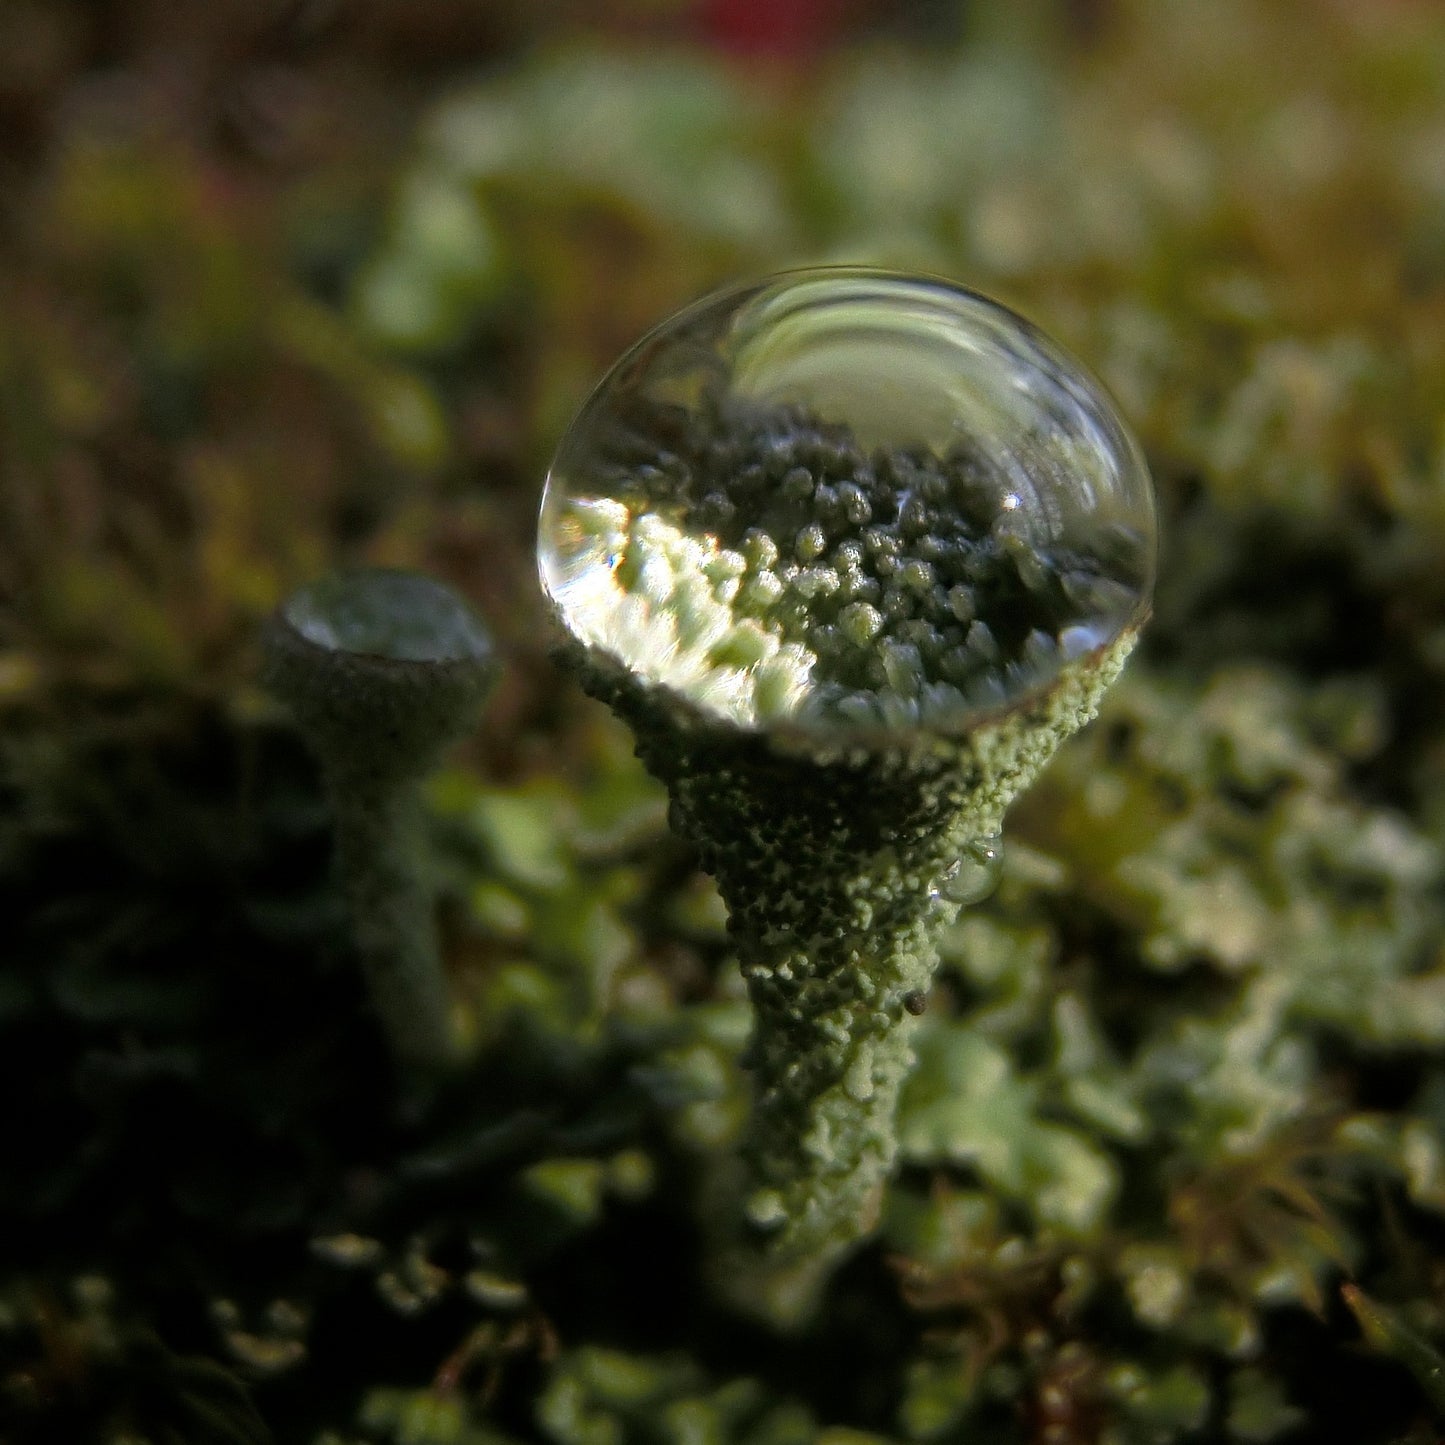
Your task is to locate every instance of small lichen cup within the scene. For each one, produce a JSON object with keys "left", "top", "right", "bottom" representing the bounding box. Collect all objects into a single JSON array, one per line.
[
  {"left": 262, "top": 567, "right": 498, "bottom": 1070},
  {"left": 538, "top": 268, "right": 1156, "bottom": 1266}
]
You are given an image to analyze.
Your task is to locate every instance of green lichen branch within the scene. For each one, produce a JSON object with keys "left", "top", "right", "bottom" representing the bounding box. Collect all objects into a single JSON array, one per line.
[
  {"left": 263, "top": 568, "right": 497, "bottom": 1070},
  {"left": 543, "top": 317, "right": 1153, "bottom": 1264},
  {"left": 568, "top": 627, "right": 1137, "bottom": 1257}
]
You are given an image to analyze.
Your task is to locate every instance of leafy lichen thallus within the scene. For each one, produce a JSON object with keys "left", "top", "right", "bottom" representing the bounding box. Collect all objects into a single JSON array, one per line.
[
  {"left": 263, "top": 568, "right": 498, "bottom": 1071},
  {"left": 539, "top": 268, "right": 1156, "bottom": 1265}
]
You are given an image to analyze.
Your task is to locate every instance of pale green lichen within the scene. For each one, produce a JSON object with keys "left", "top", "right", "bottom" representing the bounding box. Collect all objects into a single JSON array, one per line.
[
  {"left": 543, "top": 273, "right": 1152, "bottom": 1264},
  {"left": 567, "top": 625, "right": 1137, "bottom": 1258},
  {"left": 262, "top": 568, "right": 497, "bottom": 1069}
]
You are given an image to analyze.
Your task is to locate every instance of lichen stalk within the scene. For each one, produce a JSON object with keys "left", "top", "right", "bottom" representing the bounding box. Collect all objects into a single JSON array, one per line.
[
  {"left": 566, "top": 627, "right": 1137, "bottom": 1256},
  {"left": 326, "top": 761, "right": 460, "bottom": 1070},
  {"left": 541, "top": 271, "right": 1155, "bottom": 1263},
  {"left": 261, "top": 569, "right": 496, "bottom": 1072}
]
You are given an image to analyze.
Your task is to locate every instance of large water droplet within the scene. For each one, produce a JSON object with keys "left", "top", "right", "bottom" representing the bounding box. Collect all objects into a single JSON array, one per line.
[
  {"left": 931, "top": 834, "right": 1004, "bottom": 907},
  {"left": 539, "top": 268, "right": 1155, "bottom": 740}
]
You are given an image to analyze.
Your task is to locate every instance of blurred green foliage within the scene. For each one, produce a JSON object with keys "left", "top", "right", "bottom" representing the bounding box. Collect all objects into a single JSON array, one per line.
[{"left": 5, "top": 0, "right": 1445, "bottom": 1441}]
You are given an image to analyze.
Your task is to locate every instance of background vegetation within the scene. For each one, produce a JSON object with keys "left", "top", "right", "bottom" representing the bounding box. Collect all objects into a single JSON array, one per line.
[{"left": 5, "top": 1, "right": 1445, "bottom": 1440}]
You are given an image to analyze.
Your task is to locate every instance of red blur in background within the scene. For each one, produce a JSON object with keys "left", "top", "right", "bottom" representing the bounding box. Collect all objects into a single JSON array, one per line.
[{"left": 699, "top": 0, "right": 855, "bottom": 58}]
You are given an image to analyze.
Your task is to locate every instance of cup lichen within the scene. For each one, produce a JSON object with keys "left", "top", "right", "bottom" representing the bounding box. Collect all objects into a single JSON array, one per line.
[
  {"left": 539, "top": 268, "right": 1155, "bottom": 1259},
  {"left": 262, "top": 567, "right": 498, "bottom": 1070}
]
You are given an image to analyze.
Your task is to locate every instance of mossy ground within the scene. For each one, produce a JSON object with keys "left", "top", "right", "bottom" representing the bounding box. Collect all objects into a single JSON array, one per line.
[{"left": 5, "top": 2, "right": 1445, "bottom": 1441}]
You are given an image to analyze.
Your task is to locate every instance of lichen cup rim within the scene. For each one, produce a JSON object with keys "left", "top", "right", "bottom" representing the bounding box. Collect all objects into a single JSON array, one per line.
[
  {"left": 538, "top": 264, "right": 1156, "bottom": 752},
  {"left": 260, "top": 565, "right": 499, "bottom": 1070},
  {"left": 263, "top": 566, "right": 499, "bottom": 781},
  {"left": 275, "top": 566, "right": 497, "bottom": 674}
]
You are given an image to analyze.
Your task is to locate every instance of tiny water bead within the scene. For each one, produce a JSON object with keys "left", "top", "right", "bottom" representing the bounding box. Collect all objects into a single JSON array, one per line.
[
  {"left": 540, "top": 268, "right": 1155, "bottom": 739},
  {"left": 931, "top": 834, "right": 1004, "bottom": 907}
]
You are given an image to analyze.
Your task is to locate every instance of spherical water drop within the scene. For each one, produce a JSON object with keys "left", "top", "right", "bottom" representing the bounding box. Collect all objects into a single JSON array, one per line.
[{"left": 539, "top": 267, "right": 1155, "bottom": 741}]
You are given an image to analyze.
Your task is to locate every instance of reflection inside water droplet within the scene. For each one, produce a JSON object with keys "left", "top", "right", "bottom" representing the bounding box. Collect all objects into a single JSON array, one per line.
[
  {"left": 539, "top": 268, "right": 1156, "bottom": 740},
  {"left": 931, "top": 833, "right": 1004, "bottom": 907}
]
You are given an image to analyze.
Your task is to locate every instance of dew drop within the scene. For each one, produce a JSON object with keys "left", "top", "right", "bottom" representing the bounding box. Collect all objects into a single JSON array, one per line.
[
  {"left": 932, "top": 834, "right": 1004, "bottom": 907},
  {"left": 743, "top": 1188, "right": 789, "bottom": 1232},
  {"left": 538, "top": 268, "right": 1156, "bottom": 739}
]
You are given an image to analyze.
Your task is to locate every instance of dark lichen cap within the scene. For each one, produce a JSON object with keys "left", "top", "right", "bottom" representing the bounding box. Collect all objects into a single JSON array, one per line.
[
  {"left": 539, "top": 267, "right": 1155, "bottom": 749},
  {"left": 263, "top": 567, "right": 498, "bottom": 779}
]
